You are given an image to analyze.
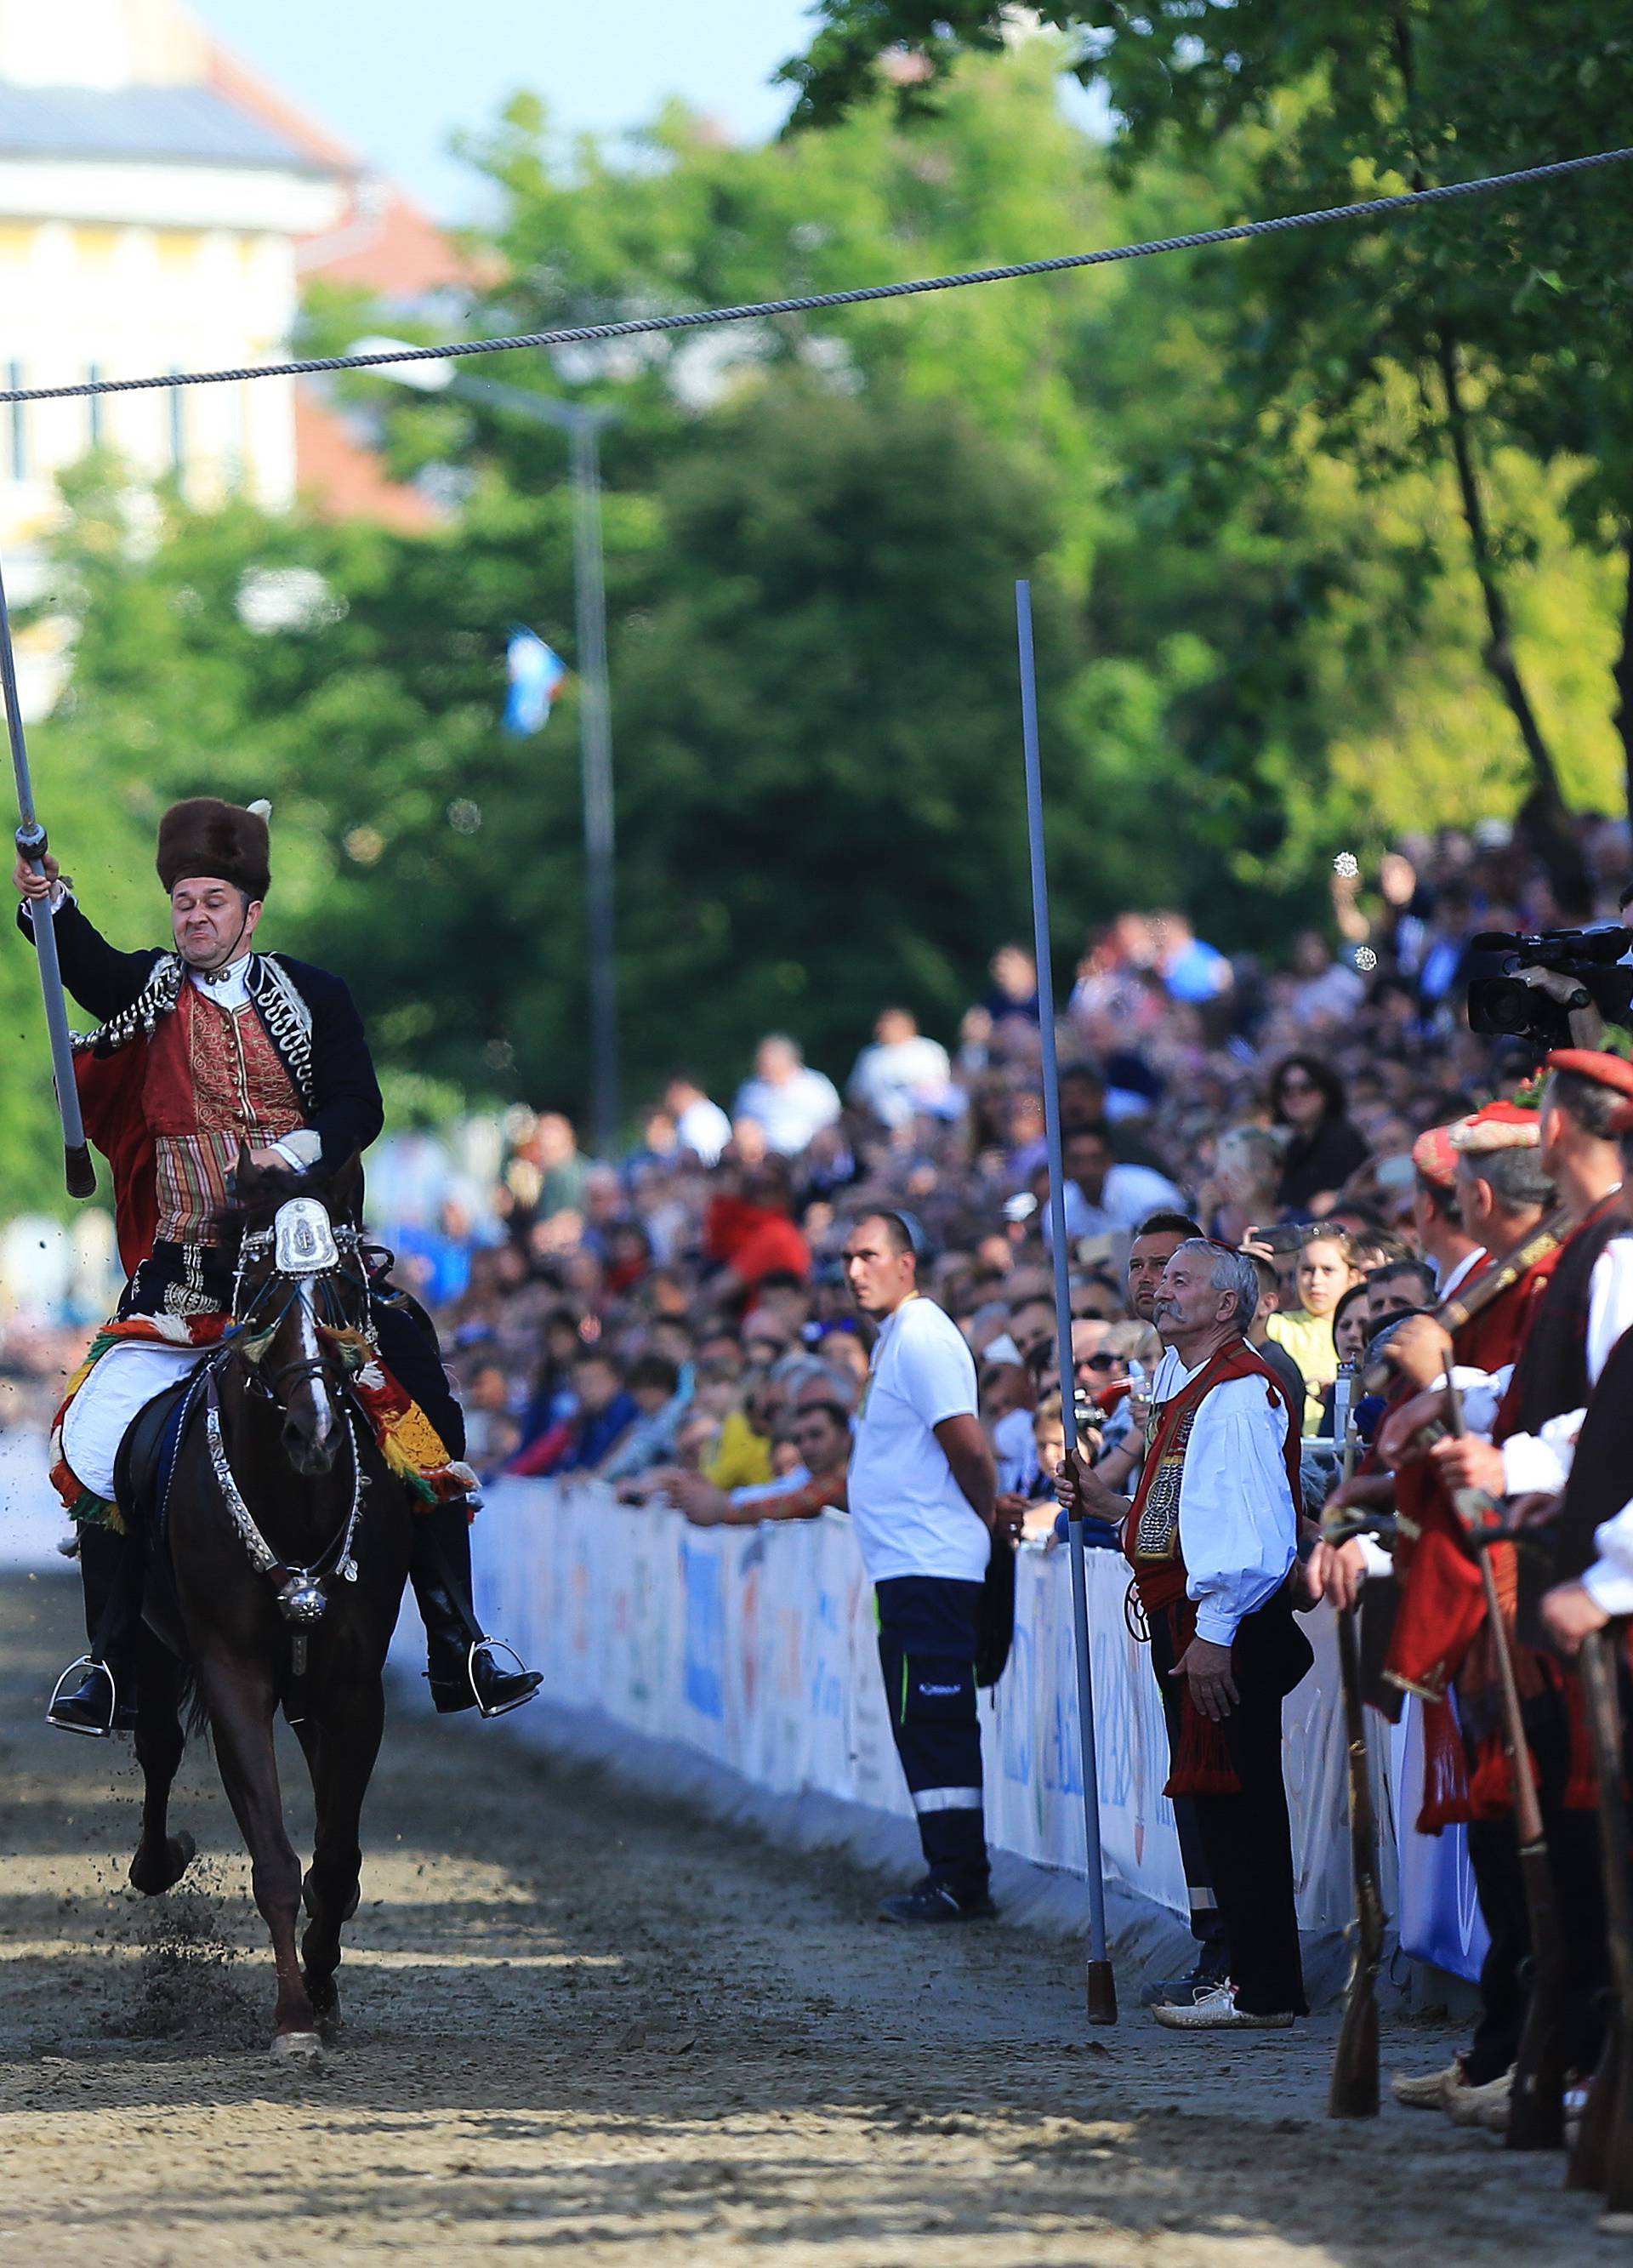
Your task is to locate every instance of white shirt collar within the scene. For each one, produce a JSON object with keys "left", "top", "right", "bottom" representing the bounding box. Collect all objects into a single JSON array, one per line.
[
  {"left": 1437, "top": 1245, "right": 1487, "bottom": 1301},
  {"left": 187, "top": 952, "right": 253, "bottom": 1008}
]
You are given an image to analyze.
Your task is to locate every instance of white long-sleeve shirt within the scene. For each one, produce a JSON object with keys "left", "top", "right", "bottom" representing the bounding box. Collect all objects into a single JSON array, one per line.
[
  {"left": 1150, "top": 1347, "right": 1299, "bottom": 1645},
  {"left": 1456, "top": 1233, "right": 1633, "bottom": 1495},
  {"left": 1581, "top": 1501, "right": 1633, "bottom": 1616}
]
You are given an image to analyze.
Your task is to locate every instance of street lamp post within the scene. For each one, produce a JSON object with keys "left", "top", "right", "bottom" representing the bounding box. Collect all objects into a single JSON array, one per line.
[{"left": 352, "top": 342, "right": 620, "bottom": 1154}]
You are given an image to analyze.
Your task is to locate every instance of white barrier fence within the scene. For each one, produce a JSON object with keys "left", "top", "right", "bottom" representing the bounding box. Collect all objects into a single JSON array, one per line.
[{"left": 459, "top": 1479, "right": 1461, "bottom": 1957}]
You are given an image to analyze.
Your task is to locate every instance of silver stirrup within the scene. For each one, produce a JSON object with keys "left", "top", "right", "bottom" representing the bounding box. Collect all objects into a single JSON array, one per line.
[
  {"left": 46, "top": 1655, "right": 117, "bottom": 1739},
  {"left": 469, "top": 1638, "right": 535, "bottom": 1718}
]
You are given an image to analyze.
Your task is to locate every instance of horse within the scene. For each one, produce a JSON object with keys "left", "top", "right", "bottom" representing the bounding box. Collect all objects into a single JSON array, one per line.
[{"left": 127, "top": 1154, "right": 411, "bottom": 2058}]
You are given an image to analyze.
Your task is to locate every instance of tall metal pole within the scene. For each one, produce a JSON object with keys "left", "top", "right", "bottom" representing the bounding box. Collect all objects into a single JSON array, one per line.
[
  {"left": 1016, "top": 578, "right": 1116, "bottom": 2024},
  {"left": 568, "top": 415, "right": 619, "bottom": 1157},
  {"left": 0, "top": 544, "right": 94, "bottom": 1198}
]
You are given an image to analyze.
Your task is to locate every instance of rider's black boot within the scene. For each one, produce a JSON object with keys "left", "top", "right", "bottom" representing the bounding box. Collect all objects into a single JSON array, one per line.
[
  {"left": 48, "top": 1523, "right": 141, "bottom": 1736},
  {"left": 410, "top": 1502, "right": 542, "bottom": 1718}
]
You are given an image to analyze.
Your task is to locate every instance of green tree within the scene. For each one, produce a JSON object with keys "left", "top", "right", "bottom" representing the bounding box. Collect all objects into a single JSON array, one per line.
[
  {"left": 781, "top": 5, "right": 1633, "bottom": 832},
  {"left": 10, "top": 44, "right": 1629, "bottom": 1211}
]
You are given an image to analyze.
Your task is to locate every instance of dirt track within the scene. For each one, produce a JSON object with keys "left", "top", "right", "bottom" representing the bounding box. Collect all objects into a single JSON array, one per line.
[{"left": 0, "top": 1568, "right": 1618, "bottom": 2266}]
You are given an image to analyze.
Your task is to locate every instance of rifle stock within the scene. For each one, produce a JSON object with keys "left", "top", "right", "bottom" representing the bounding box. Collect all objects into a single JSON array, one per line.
[
  {"left": 1568, "top": 1629, "right": 1633, "bottom": 2215},
  {"left": 1329, "top": 1603, "right": 1384, "bottom": 2117}
]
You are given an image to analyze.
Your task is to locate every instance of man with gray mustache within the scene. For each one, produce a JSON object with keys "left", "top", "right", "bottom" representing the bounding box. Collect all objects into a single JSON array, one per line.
[{"left": 1059, "top": 1238, "right": 1312, "bottom": 2030}]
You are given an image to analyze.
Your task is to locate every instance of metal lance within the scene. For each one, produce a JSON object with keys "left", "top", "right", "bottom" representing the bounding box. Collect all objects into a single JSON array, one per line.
[
  {"left": 0, "top": 543, "right": 94, "bottom": 1197},
  {"left": 1015, "top": 578, "right": 1116, "bottom": 2025}
]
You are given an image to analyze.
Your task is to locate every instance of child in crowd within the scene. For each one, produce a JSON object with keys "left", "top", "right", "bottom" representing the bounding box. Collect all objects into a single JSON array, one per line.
[{"left": 1266, "top": 1228, "right": 1364, "bottom": 1432}]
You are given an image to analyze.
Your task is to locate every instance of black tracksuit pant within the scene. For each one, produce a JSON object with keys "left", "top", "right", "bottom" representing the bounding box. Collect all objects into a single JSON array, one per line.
[
  {"left": 876, "top": 1576, "right": 988, "bottom": 1900},
  {"left": 1149, "top": 1600, "right": 1312, "bottom": 2015}
]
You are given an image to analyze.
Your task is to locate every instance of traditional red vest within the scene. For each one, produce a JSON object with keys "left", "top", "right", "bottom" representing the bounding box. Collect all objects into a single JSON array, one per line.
[
  {"left": 1385, "top": 1227, "right": 1588, "bottom": 1828},
  {"left": 1386, "top": 1231, "right": 1564, "bottom": 1708},
  {"left": 1122, "top": 1337, "right": 1302, "bottom": 1798},
  {"left": 1122, "top": 1337, "right": 1302, "bottom": 1611}
]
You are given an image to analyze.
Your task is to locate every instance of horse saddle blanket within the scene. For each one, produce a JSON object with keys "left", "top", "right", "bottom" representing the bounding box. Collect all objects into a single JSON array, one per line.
[{"left": 112, "top": 1371, "right": 199, "bottom": 1540}]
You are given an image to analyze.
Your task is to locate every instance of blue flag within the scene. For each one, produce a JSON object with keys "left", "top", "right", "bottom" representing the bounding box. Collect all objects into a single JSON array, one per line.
[{"left": 504, "top": 627, "right": 567, "bottom": 736}]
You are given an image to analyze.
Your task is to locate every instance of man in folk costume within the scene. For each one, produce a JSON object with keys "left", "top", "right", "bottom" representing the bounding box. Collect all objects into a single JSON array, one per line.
[
  {"left": 1059, "top": 1239, "right": 1312, "bottom": 2030},
  {"left": 1318, "top": 1103, "right": 1562, "bottom": 2118},
  {"left": 1306, "top": 1124, "right": 1482, "bottom": 1559},
  {"left": 13, "top": 797, "right": 541, "bottom": 1734},
  {"left": 1375, "top": 1063, "right": 1633, "bottom": 2124},
  {"left": 1537, "top": 1079, "right": 1633, "bottom": 1655},
  {"left": 1409, "top": 1120, "right": 1488, "bottom": 1304}
]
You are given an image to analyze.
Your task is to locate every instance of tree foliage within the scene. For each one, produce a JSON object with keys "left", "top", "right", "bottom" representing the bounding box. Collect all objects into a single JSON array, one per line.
[
  {"left": 7, "top": 43, "right": 1630, "bottom": 1211},
  {"left": 782, "top": 6, "right": 1633, "bottom": 821}
]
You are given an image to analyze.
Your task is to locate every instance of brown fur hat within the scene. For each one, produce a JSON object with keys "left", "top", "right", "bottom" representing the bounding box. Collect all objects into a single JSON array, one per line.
[{"left": 156, "top": 798, "right": 270, "bottom": 901}]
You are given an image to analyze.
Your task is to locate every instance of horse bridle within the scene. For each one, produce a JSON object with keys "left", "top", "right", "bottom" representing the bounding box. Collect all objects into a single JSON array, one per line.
[{"left": 203, "top": 1199, "right": 390, "bottom": 1637}]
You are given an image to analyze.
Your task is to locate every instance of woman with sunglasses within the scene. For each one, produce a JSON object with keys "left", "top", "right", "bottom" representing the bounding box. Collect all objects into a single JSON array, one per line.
[{"left": 1268, "top": 1054, "right": 1369, "bottom": 1217}]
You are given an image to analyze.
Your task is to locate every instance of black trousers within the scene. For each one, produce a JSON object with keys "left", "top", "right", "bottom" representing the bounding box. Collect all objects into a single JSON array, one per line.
[
  {"left": 876, "top": 1575, "right": 988, "bottom": 1900},
  {"left": 1464, "top": 1684, "right": 1608, "bottom": 2085},
  {"left": 1149, "top": 1601, "right": 1312, "bottom": 2015},
  {"left": 1174, "top": 1793, "right": 1229, "bottom": 1963}
]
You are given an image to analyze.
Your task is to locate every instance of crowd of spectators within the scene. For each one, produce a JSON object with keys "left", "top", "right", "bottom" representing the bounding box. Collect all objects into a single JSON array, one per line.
[
  {"left": 2, "top": 814, "right": 1627, "bottom": 1490},
  {"left": 371, "top": 814, "right": 1633, "bottom": 1519}
]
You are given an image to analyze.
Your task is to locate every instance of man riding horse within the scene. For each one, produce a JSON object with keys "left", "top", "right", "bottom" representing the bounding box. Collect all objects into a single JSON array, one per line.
[{"left": 14, "top": 794, "right": 540, "bottom": 1734}]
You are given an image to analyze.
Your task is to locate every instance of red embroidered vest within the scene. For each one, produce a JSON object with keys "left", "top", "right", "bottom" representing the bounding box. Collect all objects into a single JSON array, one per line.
[
  {"left": 141, "top": 985, "right": 304, "bottom": 1244},
  {"left": 1123, "top": 1338, "right": 1302, "bottom": 1616}
]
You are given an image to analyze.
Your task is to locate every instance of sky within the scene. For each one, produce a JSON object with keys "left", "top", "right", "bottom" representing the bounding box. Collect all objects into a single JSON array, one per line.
[{"left": 190, "top": 0, "right": 819, "bottom": 219}]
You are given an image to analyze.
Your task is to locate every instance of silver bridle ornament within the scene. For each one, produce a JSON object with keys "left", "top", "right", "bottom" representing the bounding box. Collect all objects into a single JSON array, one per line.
[
  {"left": 273, "top": 1196, "right": 340, "bottom": 1277},
  {"left": 203, "top": 1368, "right": 365, "bottom": 1628}
]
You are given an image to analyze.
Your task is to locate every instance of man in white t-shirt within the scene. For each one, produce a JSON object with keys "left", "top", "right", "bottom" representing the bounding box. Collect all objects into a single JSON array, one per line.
[{"left": 845, "top": 1211, "right": 1005, "bottom": 1924}]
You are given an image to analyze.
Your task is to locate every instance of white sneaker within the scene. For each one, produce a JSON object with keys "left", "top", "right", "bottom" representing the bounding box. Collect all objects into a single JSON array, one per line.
[{"left": 1151, "top": 1980, "right": 1295, "bottom": 2032}]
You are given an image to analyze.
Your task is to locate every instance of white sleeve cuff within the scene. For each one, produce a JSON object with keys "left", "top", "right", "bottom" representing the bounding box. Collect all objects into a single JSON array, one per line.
[
  {"left": 1500, "top": 1432, "right": 1570, "bottom": 1496},
  {"left": 270, "top": 1130, "right": 322, "bottom": 1168},
  {"left": 1581, "top": 1559, "right": 1633, "bottom": 1618},
  {"left": 1457, "top": 1371, "right": 1508, "bottom": 1437},
  {"left": 1193, "top": 1601, "right": 1242, "bottom": 1645},
  {"left": 19, "top": 880, "right": 71, "bottom": 921}
]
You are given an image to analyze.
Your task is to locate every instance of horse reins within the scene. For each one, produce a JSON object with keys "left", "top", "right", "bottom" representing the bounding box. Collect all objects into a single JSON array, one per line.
[{"left": 202, "top": 1208, "right": 382, "bottom": 1659}]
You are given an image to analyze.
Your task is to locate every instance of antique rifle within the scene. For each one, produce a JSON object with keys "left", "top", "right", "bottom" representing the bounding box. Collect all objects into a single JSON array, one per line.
[
  {"left": 0, "top": 543, "right": 94, "bottom": 1196},
  {"left": 1566, "top": 1628, "right": 1633, "bottom": 2214},
  {"left": 1358, "top": 1207, "right": 1570, "bottom": 1394},
  {"left": 1443, "top": 1374, "right": 1567, "bottom": 2150},
  {"left": 1327, "top": 1368, "right": 1385, "bottom": 2117}
]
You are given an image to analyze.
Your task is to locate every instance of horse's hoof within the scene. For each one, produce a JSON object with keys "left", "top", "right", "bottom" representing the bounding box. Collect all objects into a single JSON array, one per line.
[
  {"left": 128, "top": 1831, "right": 196, "bottom": 1897},
  {"left": 270, "top": 2030, "right": 324, "bottom": 2067}
]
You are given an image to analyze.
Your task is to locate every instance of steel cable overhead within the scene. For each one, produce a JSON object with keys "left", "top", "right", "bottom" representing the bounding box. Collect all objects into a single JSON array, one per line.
[{"left": 0, "top": 145, "right": 1628, "bottom": 407}]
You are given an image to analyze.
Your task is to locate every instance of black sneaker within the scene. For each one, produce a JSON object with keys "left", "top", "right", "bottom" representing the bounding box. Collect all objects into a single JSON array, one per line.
[
  {"left": 1140, "top": 1951, "right": 1232, "bottom": 2009},
  {"left": 878, "top": 1878, "right": 997, "bottom": 1925}
]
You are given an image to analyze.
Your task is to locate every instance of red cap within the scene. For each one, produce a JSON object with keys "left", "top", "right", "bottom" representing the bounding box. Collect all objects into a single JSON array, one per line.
[
  {"left": 1410, "top": 1125, "right": 1459, "bottom": 1188},
  {"left": 1545, "top": 1049, "right": 1633, "bottom": 1102},
  {"left": 1448, "top": 1100, "right": 1541, "bottom": 1155}
]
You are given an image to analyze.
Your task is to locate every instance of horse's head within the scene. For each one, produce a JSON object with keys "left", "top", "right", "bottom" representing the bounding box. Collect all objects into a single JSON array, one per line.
[{"left": 225, "top": 1149, "right": 368, "bottom": 1478}]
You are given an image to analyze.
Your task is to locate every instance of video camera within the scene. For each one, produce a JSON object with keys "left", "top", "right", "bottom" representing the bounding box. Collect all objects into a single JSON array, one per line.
[{"left": 1465, "top": 924, "right": 1633, "bottom": 1052}]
